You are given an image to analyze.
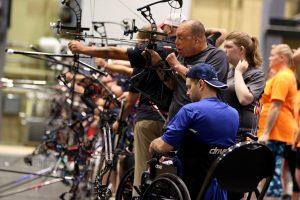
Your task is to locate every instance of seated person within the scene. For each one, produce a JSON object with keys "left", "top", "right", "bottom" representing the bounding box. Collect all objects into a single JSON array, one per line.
[{"left": 149, "top": 63, "right": 239, "bottom": 200}]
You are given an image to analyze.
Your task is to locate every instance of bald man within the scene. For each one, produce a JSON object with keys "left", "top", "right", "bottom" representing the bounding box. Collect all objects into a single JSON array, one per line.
[{"left": 146, "top": 20, "right": 229, "bottom": 120}]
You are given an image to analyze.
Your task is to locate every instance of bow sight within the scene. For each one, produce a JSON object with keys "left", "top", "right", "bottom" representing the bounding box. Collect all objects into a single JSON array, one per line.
[
  {"left": 51, "top": 0, "right": 90, "bottom": 40},
  {"left": 50, "top": 20, "right": 90, "bottom": 38}
]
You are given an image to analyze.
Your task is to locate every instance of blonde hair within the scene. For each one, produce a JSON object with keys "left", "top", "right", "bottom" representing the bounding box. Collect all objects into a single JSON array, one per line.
[
  {"left": 225, "top": 31, "right": 262, "bottom": 68},
  {"left": 271, "top": 44, "right": 294, "bottom": 67}
]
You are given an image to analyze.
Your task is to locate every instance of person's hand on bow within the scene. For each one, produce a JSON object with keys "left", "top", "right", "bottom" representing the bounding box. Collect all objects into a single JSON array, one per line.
[
  {"left": 166, "top": 53, "right": 182, "bottom": 72},
  {"left": 141, "top": 49, "right": 163, "bottom": 68},
  {"left": 166, "top": 53, "right": 187, "bottom": 78},
  {"left": 95, "top": 58, "right": 108, "bottom": 68},
  {"left": 68, "top": 40, "right": 87, "bottom": 54}
]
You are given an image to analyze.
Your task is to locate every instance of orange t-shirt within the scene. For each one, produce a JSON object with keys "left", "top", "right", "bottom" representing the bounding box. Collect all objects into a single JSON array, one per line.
[
  {"left": 296, "top": 91, "right": 300, "bottom": 126},
  {"left": 295, "top": 91, "right": 300, "bottom": 147},
  {"left": 257, "top": 68, "right": 297, "bottom": 144}
]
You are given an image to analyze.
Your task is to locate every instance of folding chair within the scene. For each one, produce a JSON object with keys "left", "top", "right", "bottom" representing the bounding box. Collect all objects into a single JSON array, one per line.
[{"left": 196, "top": 141, "right": 275, "bottom": 200}]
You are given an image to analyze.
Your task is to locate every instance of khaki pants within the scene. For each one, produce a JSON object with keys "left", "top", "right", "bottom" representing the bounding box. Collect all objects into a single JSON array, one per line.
[{"left": 133, "top": 120, "right": 164, "bottom": 195}]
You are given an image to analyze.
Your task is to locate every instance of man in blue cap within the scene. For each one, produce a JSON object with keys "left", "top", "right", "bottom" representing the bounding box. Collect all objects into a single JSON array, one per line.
[{"left": 149, "top": 63, "right": 239, "bottom": 199}]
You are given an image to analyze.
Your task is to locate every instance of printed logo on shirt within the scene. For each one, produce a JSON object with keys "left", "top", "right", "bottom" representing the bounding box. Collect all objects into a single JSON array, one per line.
[{"left": 209, "top": 147, "right": 228, "bottom": 155}]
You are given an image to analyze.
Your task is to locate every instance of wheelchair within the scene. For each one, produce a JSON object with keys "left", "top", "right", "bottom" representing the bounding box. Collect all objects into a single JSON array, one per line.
[
  {"left": 116, "top": 152, "right": 191, "bottom": 200},
  {"left": 116, "top": 133, "right": 275, "bottom": 200}
]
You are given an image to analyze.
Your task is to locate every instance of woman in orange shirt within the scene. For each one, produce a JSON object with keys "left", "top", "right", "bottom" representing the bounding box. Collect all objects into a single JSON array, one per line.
[
  {"left": 258, "top": 44, "right": 297, "bottom": 198},
  {"left": 288, "top": 48, "right": 300, "bottom": 200}
]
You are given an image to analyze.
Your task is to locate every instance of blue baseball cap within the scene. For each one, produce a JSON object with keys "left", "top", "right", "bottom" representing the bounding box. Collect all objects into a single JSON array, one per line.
[{"left": 186, "top": 63, "right": 227, "bottom": 89}]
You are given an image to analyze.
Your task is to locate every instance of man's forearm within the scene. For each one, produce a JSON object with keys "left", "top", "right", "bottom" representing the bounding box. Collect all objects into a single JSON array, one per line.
[
  {"left": 105, "top": 64, "right": 133, "bottom": 77},
  {"left": 175, "top": 64, "right": 188, "bottom": 80},
  {"left": 121, "top": 102, "right": 134, "bottom": 121},
  {"left": 120, "top": 92, "right": 139, "bottom": 121},
  {"left": 149, "top": 137, "right": 173, "bottom": 154},
  {"left": 81, "top": 46, "right": 129, "bottom": 60}
]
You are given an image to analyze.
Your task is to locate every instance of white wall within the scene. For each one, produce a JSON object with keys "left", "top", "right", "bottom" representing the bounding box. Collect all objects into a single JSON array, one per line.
[{"left": 81, "top": 0, "right": 191, "bottom": 40}]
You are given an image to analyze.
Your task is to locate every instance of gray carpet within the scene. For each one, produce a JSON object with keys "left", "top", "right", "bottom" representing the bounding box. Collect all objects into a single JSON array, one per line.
[{"left": 0, "top": 154, "right": 69, "bottom": 200}]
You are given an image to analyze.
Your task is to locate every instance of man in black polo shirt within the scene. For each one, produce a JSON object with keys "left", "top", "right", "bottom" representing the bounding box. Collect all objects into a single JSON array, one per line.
[{"left": 146, "top": 20, "right": 229, "bottom": 120}]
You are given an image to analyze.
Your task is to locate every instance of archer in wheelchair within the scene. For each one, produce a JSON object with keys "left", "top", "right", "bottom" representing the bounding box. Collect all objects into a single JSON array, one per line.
[
  {"left": 149, "top": 63, "right": 239, "bottom": 199},
  {"left": 116, "top": 63, "right": 275, "bottom": 200}
]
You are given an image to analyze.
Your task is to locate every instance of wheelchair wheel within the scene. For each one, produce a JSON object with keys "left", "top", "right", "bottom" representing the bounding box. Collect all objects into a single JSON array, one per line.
[
  {"left": 142, "top": 176, "right": 183, "bottom": 200},
  {"left": 115, "top": 167, "right": 134, "bottom": 200},
  {"left": 157, "top": 173, "right": 191, "bottom": 200}
]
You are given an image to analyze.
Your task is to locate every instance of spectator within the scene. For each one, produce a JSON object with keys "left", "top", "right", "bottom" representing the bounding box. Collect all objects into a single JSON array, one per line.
[
  {"left": 258, "top": 44, "right": 298, "bottom": 199},
  {"left": 223, "top": 31, "right": 265, "bottom": 142}
]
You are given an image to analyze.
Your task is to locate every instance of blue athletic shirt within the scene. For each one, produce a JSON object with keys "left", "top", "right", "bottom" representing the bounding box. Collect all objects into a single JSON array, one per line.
[
  {"left": 162, "top": 97, "right": 239, "bottom": 148},
  {"left": 161, "top": 97, "right": 239, "bottom": 200}
]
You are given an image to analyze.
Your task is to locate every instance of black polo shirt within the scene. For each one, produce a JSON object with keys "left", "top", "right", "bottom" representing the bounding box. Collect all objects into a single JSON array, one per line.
[
  {"left": 168, "top": 44, "right": 229, "bottom": 120},
  {"left": 127, "top": 41, "right": 174, "bottom": 122}
]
